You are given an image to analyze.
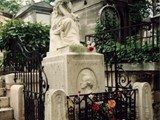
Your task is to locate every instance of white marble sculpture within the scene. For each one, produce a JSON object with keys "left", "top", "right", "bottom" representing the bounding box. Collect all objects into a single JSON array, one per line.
[{"left": 49, "top": 0, "right": 82, "bottom": 52}]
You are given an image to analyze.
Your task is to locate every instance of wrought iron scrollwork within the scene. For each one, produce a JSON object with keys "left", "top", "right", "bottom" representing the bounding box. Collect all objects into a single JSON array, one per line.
[
  {"left": 117, "top": 64, "right": 131, "bottom": 88},
  {"left": 41, "top": 66, "right": 49, "bottom": 94}
]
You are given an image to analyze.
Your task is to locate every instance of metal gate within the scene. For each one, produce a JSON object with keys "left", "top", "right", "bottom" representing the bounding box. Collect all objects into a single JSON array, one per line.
[{"left": 4, "top": 40, "right": 49, "bottom": 120}]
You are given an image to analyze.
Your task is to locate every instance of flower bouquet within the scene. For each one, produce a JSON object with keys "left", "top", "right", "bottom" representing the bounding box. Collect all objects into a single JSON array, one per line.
[{"left": 92, "top": 99, "right": 116, "bottom": 120}]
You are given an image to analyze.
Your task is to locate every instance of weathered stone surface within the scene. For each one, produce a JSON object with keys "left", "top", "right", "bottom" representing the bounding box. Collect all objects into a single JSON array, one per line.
[
  {"left": 0, "top": 78, "right": 3, "bottom": 88},
  {"left": 43, "top": 52, "right": 105, "bottom": 95},
  {"left": 16, "top": 1, "right": 52, "bottom": 25},
  {"left": 45, "top": 89, "right": 68, "bottom": 120},
  {"left": 10, "top": 85, "right": 24, "bottom": 120},
  {"left": 0, "top": 97, "right": 10, "bottom": 108},
  {"left": 133, "top": 82, "right": 153, "bottom": 120},
  {"left": 0, "top": 88, "right": 5, "bottom": 97},
  {"left": 72, "top": 0, "right": 104, "bottom": 41},
  {"left": 4, "top": 74, "right": 15, "bottom": 90},
  {"left": 0, "top": 108, "right": 13, "bottom": 120}
]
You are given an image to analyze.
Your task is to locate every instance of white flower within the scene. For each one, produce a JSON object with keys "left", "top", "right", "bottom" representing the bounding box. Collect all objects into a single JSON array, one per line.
[
  {"left": 91, "top": 42, "right": 95, "bottom": 47},
  {"left": 87, "top": 40, "right": 92, "bottom": 45},
  {"left": 89, "top": 94, "right": 94, "bottom": 99}
]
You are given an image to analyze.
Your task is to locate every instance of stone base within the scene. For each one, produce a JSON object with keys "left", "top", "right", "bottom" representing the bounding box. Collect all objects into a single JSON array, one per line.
[
  {"left": 42, "top": 51, "right": 105, "bottom": 95},
  {"left": 0, "top": 108, "right": 13, "bottom": 120},
  {"left": 10, "top": 85, "right": 24, "bottom": 120}
]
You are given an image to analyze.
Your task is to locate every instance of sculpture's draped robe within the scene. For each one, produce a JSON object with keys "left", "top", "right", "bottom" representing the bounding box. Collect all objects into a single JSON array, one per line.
[{"left": 49, "top": 0, "right": 81, "bottom": 52}]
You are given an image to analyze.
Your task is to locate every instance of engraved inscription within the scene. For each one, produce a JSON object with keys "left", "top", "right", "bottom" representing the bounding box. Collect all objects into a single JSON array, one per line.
[{"left": 74, "top": 60, "right": 101, "bottom": 66}]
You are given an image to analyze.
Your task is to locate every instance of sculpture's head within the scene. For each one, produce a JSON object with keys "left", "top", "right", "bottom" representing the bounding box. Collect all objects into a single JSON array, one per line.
[
  {"left": 80, "top": 73, "right": 94, "bottom": 90},
  {"left": 50, "top": 0, "right": 72, "bottom": 13}
]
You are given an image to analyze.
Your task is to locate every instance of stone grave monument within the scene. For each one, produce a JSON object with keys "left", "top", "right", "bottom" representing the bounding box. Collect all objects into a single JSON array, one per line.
[{"left": 42, "top": 0, "right": 105, "bottom": 119}]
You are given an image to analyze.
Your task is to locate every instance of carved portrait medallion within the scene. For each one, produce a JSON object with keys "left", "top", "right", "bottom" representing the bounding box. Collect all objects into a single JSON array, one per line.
[{"left": 77, "top": 68, "right": 97, "bottom": 94}]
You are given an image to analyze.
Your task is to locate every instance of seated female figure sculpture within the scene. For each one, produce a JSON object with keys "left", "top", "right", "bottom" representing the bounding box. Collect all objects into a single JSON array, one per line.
[{"left": 49, "top": 0, "right": 82, "bottom": 52}]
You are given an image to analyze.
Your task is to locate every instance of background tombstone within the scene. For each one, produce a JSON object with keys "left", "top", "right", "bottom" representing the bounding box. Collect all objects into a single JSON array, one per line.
[{"left": 133, "top": 82, "right": 153, "bottom": 120}]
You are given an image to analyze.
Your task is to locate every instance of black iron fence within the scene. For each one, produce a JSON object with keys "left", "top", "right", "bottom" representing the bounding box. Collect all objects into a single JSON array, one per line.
[
  {"left": 153, "top": 102, "right": 160, "bottom": 119},
  {"left": 85, "top": 21, "right": 160, "bottom": 89},
  {"left": 85, "top": 22, "right": 159, "bottom": 63},
  {"left": 3, "top": 40, "right": 49, "bottom": 120},
  {"left": 67, "top": 89, "right": 137, "bottom": 120}
]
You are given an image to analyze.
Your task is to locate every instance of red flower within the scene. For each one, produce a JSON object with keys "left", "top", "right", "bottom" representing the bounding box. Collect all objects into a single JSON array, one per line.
[
  {"left": 92, "top": 104, "right": 99, "bottom": 112},
  {"left": 111, "top": 116, "right": 116, "bottom": 120},
  {"left": 109, "top": 108, "right": 113, "bottom": 112},
  {"left": 118, "top": 92, "right": 122, "bottom": 97},
  {"left": 87, "top": 46, "right": 94, "bottom": 52},
  {"left": 77, "top": 90, "right": 81, "bottom": 94},
  {"left": 77, "top": 90, "right": 81, "bottom": 96}
]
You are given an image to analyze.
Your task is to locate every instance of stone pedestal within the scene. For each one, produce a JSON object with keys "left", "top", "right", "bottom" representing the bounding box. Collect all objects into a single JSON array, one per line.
[
  {"left": 43, "top": 51, "right": 105, "bottom": 95},
  {"left": 43, "top": 46, "right": 105, "bottom": 120}
]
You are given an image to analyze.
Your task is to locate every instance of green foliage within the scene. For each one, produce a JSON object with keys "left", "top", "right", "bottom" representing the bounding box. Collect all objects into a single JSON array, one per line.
[
  {"left": 116, "top": 38, "right": 160, "bottom": 63},
  {"left": 129, "top": 0, "right": 152, "bottom": 24},
  {"left": 0, "top": 0, "right": 21, "bottom": 15},
  {"left": 0, "top": 19, "right": 50, "bottom": 57},
  {"left": 93, "top": 1, "right": 158, "bottom": 64},
  {"left": 94, "top": 21, "right": 160, "bottom": 64}
]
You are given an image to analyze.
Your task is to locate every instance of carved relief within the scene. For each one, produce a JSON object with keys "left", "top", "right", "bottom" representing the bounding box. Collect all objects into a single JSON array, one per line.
[
  {"left": 77, "top": 69, "right": 97, "bottom": 94},
  {"left": 53, "top": 90, "right": 67, "bottom": 120}
]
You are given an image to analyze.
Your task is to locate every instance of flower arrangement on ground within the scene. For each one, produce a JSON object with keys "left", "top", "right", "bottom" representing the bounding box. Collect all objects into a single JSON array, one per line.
[{"left": 92, "top": 99, "right": 116, "bottom": 120}]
